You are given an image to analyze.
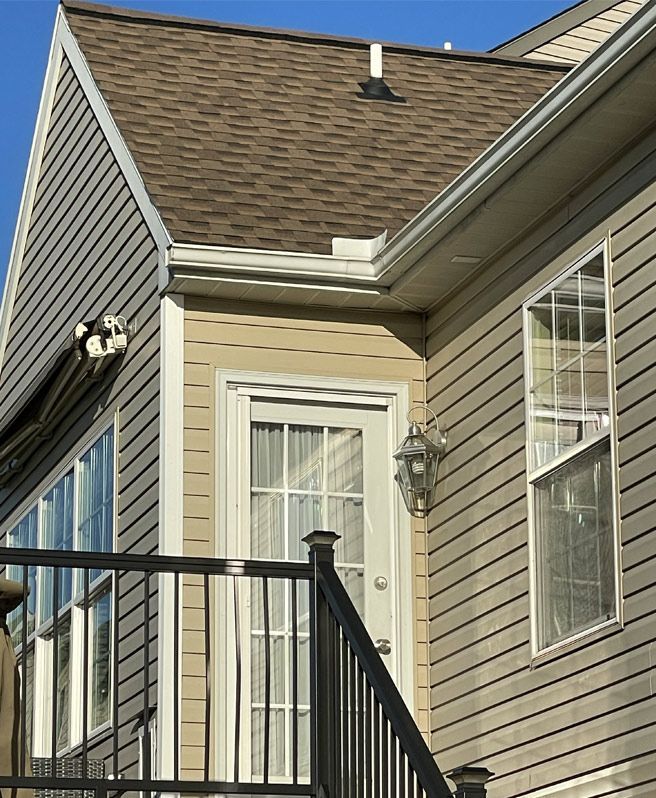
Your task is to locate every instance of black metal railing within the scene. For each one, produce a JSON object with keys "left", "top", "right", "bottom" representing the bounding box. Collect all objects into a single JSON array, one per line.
[
  {"left": 306, "top": 531, "right": 452, "bottom": 798},
  {"left": 0, "top": 533, "right": 451, "bottom": 798}
]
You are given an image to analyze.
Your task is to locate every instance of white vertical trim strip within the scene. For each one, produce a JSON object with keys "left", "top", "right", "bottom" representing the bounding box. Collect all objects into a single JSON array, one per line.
[
  {"left": 157, "top": 293, "right": 185, "bottom": 780},
  {"left": 604, "top": 229, "right": 624, "bottom": 632}
]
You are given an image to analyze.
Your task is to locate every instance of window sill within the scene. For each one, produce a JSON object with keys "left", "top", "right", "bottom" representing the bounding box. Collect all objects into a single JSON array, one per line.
[
  {"left": 52, "top": 722, "right": 113, "bottom": 763},
  {"left": 530, "top": 616, "right": 623, "bottom": 668}
]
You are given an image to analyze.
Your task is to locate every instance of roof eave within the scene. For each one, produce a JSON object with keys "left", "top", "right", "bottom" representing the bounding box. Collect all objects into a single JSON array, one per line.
[{"left": 371, "top": 0, "right": 656, "bottom": 297}]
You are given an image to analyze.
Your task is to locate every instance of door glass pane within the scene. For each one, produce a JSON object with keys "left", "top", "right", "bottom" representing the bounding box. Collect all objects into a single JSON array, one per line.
[
  {"left": 288, "top": 426, "right": 323, "bottom": 491},
  {"left": 535, "top": 441, "right": 615, "bottom": 649},
  {"left": 251, "top": 423, "right": 284, "bottom": 488},
  {"left": 327, "top": 428, "right": 363, "bottom": 493},
  {"left": 251, "top": 492, "right": 285, "bottom": 559},
  {"left": 247, "top": 416, "right": 366, "bottom": 781},
  {"left": 288, "top": 494, "right": 321, "bottom": 561}
]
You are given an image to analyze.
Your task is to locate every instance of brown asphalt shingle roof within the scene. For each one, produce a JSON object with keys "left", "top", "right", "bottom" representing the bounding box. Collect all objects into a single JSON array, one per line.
[{"left": 64, "top": 1, "right": 569, "bottom": 254}]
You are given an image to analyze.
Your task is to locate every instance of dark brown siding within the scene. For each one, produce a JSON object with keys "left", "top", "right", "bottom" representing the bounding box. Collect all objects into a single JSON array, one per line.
[{"left": 426, "top": 130, "right": 656, "bottom": 797}]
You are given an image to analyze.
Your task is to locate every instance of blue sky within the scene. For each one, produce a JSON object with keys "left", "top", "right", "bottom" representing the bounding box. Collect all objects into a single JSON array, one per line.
[{"left": 0, "top": 0, "right": 572, "bottom": 285}]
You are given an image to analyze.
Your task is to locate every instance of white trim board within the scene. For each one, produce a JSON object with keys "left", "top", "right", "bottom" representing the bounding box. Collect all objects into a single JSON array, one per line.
[
  {"left": 0, "top": 6, "right": 172, "bottom": 387},
  {"left": 156, "top": 292, "right": 185, "bottom": 780}
]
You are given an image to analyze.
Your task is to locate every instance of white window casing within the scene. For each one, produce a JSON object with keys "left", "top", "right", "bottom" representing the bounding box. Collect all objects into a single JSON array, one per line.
[
  {"left": 6, "top": 420, "right": 118, "bottom": 756},
  {"left": 523, "top": 239, "right": 622, "bottom": 660}
]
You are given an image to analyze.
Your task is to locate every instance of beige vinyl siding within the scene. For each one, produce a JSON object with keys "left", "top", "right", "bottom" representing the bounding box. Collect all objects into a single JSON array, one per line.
[
  {"left": 426, "top": 146, "right": 656, "bottom": 795},
  {"left": 524, "top": 0, "right": 645, "bottom": 64},
  {"left": 181, "top": 298, "right": 427, "bottom": 778}
]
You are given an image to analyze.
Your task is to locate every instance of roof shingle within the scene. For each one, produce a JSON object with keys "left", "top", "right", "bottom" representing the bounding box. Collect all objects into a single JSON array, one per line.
[{"left": 64, "top": 1, "right": 568, "bottom": 254}]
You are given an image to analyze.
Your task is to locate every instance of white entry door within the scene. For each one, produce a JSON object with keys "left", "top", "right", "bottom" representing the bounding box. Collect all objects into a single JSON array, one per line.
[{"left": 223, "top": 391, "right": 398, "bottom": 782}]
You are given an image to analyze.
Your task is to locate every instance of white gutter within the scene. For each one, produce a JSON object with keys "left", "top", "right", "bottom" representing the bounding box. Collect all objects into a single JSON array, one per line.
[
  {"left": 167, "top": 242, "right": 376, "bottom": 280},
  {"left": 165, "top": 0, "right": 656, "bottom": 299}
]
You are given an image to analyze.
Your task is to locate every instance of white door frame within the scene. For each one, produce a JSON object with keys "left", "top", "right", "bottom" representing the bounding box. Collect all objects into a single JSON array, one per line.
[{"left": 214, "top": 369, "right": 415, "bottom": 768}]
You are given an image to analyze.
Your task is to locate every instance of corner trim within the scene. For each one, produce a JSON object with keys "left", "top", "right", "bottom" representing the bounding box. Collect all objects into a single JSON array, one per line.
[{"left": 156, "top": 292, "right": 185, "bottom": 779}]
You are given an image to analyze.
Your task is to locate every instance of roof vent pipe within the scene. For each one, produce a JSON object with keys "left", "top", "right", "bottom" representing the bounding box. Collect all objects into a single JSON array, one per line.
[
  {"left": 370, "top": 43, "right": 383, "bottom": 78},
  {"left": 357, "top": 43, "right": 406, "bottom": 103}
]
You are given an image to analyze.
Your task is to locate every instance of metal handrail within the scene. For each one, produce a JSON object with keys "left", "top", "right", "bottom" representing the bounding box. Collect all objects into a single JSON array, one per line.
[
  {"left": 2, "top": 537, "right": 451, "bottom": 797},
  {"left": 0, "top": 547, "right": 313, "bottom": 579}
]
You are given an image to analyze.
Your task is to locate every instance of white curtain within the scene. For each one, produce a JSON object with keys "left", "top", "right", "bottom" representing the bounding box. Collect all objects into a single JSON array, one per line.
[{"left": 248, "top": 420, "right": 365, "bottom": 780}]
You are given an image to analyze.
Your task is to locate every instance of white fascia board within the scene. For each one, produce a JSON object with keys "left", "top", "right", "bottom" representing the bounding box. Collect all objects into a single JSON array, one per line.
[
  {"left": 0, "top": 11, "right": 62, "bottom": 382},
  {"left": 58, "top": 12, "right": 172, "bottom": 261},
  {"left": 371, "top": 0, "right": 656, "bottom": 285}
]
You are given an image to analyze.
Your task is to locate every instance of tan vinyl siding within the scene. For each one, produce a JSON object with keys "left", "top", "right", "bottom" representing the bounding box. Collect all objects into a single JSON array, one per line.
[
  {"left": 426, "top": 147, "right": 656, "bottom": 796},
  {"left": 524, "top": 0, "right": 645, "bottom": 64},
  {"left": 181, "top": 298, "right": 427, "bottom": 777}
]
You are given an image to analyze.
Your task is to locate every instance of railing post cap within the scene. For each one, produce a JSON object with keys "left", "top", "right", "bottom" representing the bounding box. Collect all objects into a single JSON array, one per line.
[
  {"left": 447, "top": 765, "right": 495, "bottom": 786},
  {"left": 302, "top": 530, "right": 340, "bottom": 558}
]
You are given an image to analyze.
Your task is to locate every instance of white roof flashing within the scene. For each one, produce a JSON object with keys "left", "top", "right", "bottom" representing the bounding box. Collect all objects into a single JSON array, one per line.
[{"left": 332, "top": 229, "right": 387, "bottom": 258}]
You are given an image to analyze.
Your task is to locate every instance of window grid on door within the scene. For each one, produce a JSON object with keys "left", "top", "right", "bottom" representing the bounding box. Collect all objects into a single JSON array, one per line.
[{"left": 249, "top": 420, "right": 364, "bottom": 780}]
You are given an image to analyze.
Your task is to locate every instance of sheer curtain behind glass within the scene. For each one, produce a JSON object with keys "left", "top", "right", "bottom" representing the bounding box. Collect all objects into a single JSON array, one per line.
[{"left": 248, "top": 419, "right": 364, "bottom": 780}]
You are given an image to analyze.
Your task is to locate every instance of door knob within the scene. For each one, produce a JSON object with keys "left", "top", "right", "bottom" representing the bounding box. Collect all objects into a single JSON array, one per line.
[{"left": 375, "top": 638, "right": 392, "bottom": 656}]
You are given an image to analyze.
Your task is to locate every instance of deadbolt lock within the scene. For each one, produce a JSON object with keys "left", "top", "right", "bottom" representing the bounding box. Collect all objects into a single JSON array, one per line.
[{"left": 375, "top": 638, "right": 392, "bottom": 656}]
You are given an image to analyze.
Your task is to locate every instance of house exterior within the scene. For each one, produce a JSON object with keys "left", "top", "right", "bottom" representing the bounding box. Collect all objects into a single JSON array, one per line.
[
  {"left": 0, "top": 0, "right": 654, "bottom": 796},
  {"left": 492, "top": 0, "right": 647, "bottom": 64}
]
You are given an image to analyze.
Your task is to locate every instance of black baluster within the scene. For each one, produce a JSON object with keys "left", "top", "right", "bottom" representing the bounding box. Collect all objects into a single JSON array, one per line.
[
  {"left": 203, "top": 573, "right": 211, "bottom": 783},
  {"left": 173, "top": 572, "right": 180, "bottom": 781},
  {"left": 233, "top": 575, "right": 242, "bottom": 783},
  {"left": 263, "top": 577, "right": 271, "bottom": 784}
]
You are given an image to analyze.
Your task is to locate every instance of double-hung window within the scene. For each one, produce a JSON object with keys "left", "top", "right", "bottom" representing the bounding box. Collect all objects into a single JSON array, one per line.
[
  {"left": 6, "top": 424, "right": 115, "bottom": 754},
  {"left": 524, "top": 244, "right": 620, "bottom": 655}
]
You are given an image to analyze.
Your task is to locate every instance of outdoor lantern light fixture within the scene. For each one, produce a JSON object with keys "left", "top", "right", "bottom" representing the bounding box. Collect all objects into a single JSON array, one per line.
[{"left": 394, "top": 405, "right": 446, "bottom": 518}]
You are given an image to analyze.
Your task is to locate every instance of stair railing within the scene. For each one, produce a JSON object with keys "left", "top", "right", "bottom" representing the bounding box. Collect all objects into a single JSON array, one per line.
[{"left": 304, "top": 531, "right": 453, "bottom": 798}]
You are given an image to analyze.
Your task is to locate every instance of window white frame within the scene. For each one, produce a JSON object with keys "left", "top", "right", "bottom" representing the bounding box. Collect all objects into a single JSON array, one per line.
[
  {"left": 5, "top": 417, "right": 118, "bottom": 754},
  {"left": 213, "top": 369, "right": 414, "bottom": 780},
  {"left": 523, "top": 240, "right": 622, "bottom": 660}
]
